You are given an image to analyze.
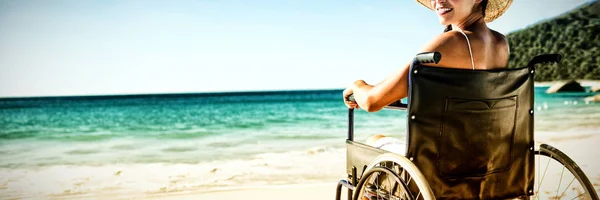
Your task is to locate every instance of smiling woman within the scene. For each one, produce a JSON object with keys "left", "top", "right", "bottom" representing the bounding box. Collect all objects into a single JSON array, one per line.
[
  {"left": 343, "top": 0, "right": 512, "bottom": 112},
  {"left": 0, "top": 1, "right": 598, "bottom": 199}
]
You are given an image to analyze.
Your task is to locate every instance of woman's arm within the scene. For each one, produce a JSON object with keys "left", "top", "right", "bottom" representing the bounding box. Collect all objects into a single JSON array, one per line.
[
  {"left": 343, "top": 65, "right": 410, "bottom": 112},
  {"left": 343, "top": 31, "right": 466, "bottom": 112}
]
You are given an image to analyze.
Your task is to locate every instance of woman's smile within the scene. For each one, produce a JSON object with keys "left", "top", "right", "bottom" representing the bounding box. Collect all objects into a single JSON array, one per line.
[{"left": 437, "top": 7, "right": 453, "bottom": 15}]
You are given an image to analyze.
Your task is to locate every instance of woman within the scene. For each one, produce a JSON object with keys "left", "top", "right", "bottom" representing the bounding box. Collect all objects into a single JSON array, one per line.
[{"left": 343, "top": 0, "right": 512, "bottom": 152}]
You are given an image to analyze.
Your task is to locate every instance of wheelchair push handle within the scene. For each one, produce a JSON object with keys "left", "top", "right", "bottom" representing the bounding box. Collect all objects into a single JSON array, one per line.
[
  {"left": 345, "top": 95, "right": 356, "bottom": 102},
  {"left": 414, "top": 52, "right": 442, "bottom": 64},
  {"left": 527, "top": 54, "right": 562, "bottom": 68}
]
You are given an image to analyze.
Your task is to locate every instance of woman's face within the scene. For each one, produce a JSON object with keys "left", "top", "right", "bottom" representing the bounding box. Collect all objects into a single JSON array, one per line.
[{"left": 430, "top": 0, "right": 479, "bottom": 25}]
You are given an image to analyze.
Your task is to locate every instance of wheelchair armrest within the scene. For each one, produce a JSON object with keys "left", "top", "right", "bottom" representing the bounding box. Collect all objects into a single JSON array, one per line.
[
  {"left": 346, "top": 95, "right": 407, "bottom": 110},
  {"left": 384, "top": 100, "right": 407, "bottom": 110}
]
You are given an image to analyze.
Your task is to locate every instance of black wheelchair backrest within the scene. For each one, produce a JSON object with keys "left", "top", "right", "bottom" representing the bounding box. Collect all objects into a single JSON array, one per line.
[{"left": 405, "top": 63, "right": 535, "bottom": 199}]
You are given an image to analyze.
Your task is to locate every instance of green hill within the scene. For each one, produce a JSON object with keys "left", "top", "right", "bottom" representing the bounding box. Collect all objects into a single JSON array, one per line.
[{"left": 506, "top": 1, "right": 600, "bottom": 81}]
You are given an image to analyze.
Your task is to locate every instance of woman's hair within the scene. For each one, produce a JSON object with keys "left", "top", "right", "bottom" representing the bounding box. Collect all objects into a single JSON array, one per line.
[
  {"left": 481, "top": 0, "right": 488, "bottom": 16},
  {"left": 444, "top": 25, "right": 453, "bottom": 32},
  {"left": 443, "top": 0, "right": 489, "bottom": 32}
]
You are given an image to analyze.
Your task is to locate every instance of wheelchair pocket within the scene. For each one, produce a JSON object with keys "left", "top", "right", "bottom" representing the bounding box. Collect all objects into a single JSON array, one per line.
[{"left": 438, "top": 96, "right": 517, "bottom": 178}]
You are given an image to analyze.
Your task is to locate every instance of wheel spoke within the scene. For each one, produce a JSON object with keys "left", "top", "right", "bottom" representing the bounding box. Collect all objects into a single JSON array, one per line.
[
  {"left": 391, "top": 163, "right": 400, "bottom": 195},
  {"left": 375, "top": 176, "right": 382, "bottom": 199},
  {"left": 556, "top": 166, "right": 565, "bottom": 198},
  {"left": 375, "top": 171, "right": 381, "bottom": 191},
  {"left": 387, "top": 170, "right": 394, "bottom": 199},
  {"left": 393, "top": 165, "right": 403, "bottom": 196},
  {"left": 400, "top": 167, "right": 406, "bottom": 182},
  {"left": 570, "top": 192, "right": 584, "bottom": 200},
  {"left": 559, "top": 177, "right": 576, "bottom": 199},
  {"left": 392, "top": 181, "right": 399, "bottom": 195},
  {"left": 536, "top": 149, "right": 541, "bottom": 200},
  {"left": 537, "top": 154, "right": 552, "bottom": 199}
]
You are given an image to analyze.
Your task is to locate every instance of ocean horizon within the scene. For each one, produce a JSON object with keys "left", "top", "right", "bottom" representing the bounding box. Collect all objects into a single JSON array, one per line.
[{"left": 1, "top": 86, "right": 599, "bottom": 198}]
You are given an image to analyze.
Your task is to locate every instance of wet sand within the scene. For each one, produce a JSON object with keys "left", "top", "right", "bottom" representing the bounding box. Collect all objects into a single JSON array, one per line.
[{"left": 146, "top": 133, "right": 600, "bottom": 200}]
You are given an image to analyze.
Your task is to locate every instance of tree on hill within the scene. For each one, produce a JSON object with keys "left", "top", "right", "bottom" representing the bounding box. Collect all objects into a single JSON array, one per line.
[{"left": 506, "top": 1, "right": 600, "bottom": 81}]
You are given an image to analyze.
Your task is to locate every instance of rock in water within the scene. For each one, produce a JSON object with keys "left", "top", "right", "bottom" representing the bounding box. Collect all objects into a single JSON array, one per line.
[
  {"left": 584, "top": 94, "right": 600, "bottom": 102},
  {"left": 546, "top": 80, "right": 585, "bottom": 93}
]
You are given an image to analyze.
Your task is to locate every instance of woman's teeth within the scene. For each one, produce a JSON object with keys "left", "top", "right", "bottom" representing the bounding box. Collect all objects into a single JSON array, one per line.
[{"left": 437, "top": 8, "right": 453, "bottom": 15}]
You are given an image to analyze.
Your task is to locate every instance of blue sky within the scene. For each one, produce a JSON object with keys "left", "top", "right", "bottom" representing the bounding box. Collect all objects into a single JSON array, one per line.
[{"left": 0, "top": 0, "right": 593, "bottom": 97}]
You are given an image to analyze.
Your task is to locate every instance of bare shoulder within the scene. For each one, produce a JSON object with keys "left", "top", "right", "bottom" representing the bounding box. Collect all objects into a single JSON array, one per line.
[
  {"left": 420, "top": 31, "right": 466, "bottom": 51},
  {"left": 489, "top": 29, "right": 510, "bottom": 67},
  {"left": 490, "top": 29, "right": 507, "bottom": 42},
  {"left": 490, "top": 29, "right": 509, "bottom": 52},
  {"left": 419, "top": 30, "right": 472, "bottom": 68}
]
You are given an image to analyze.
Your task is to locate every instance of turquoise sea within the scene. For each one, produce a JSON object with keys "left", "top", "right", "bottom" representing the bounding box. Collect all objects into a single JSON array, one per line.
[{"left": 1, "top": 87, "right": 599, "bottom": 198}]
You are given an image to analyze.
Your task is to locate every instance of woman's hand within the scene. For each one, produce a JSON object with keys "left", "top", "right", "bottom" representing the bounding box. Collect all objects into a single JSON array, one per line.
[
  {"left": 343, "top": 87, "right": 359, "bottom": 109},
  {"left": 343, "top": 80, "right": 368, "bottom": 109}
]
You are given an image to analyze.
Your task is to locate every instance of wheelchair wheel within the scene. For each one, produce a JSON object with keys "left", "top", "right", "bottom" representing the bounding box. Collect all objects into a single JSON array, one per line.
[
  {"left": 353, "top": 153, "right": 435, "bottom": 200},
  {"left": 534, "top": 144, "right": 599, "bottom": 200}
]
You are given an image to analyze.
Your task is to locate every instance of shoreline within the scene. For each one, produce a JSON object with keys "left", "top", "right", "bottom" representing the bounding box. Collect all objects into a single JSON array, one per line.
[
  {"left": 2, "top": 80, "right": 599, "bottom": 99},
  {"left": 4, "top": 132, "right": 594, "bottom": 200},
  {"left": 150, "top": 133, "right": 600, "bottom": 199},
  {"left": 151, "top": 132, "right": 600, "bottom": 199},
  {"left": 534, "top": 79, "right": 600, "bottom": 87}
]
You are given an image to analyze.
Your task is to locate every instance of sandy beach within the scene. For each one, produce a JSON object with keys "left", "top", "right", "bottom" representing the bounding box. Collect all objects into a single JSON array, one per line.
[
  {"left": 149, "top": 133, "right": 600, "bottom": 200},
  {"left": 146, "top": 183, "right": 338, "bottom": 200},
  {"left": 2, "top": 116, "right": 599, "bottom": 199},
  {"left": 5, "top": 133, "right": 597, "bottom": 200}
]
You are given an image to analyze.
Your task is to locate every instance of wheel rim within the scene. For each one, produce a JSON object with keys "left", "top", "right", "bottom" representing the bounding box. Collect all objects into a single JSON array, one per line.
[
  {"left": 533, "top": 144, "right": 598, "bottom": 200},
  {"left": 353, "top": 153, "right": 435, "bottom": 200},
  {"left": 354, "top": 166, "right": 414, "bottom": 200}
]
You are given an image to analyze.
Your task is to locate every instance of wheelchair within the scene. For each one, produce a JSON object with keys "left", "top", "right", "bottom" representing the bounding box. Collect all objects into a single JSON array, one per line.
[{"left": 336, "top": 52, "right": 599, "bottom": 200}]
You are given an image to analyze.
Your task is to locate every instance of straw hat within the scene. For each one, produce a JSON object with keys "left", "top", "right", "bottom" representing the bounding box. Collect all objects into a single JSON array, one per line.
[{"left": 416, "top": 0, "right": 513, "bottom": 23}]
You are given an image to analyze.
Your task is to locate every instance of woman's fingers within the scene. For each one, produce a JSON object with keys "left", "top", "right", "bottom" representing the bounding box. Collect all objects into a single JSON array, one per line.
[
  {"left": 342, "top": 88, "right": 353, "bottom": 100},
  {"left": 343, "top": 87, "right": 355, "bottom": 108},
  {"left": 345, "top": 101, "right": 360, "bottom": 109},
  {"left": 344, "top": 100, "right": 353, "bottom": 108},
  {"left": 351, "top": 103, "right": 360, "bottom": 109},
  {"left": 343, "top": 86, "right": 359, "bottom": 109}
]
